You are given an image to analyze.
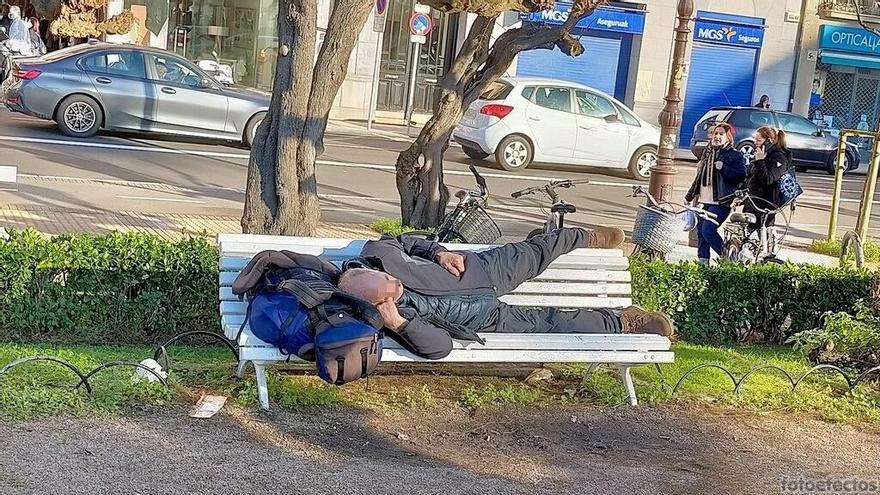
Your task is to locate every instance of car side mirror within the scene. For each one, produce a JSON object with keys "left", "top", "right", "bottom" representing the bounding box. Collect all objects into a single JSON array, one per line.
[
  {"left": 198, "top": 78, "right": 213, "bottom": 89},
  {"left": 814, "top": 129, "right": 824, "bottom": 137},
  {"left": 604, "top": 114, "right": 620, "bottom": 123}
]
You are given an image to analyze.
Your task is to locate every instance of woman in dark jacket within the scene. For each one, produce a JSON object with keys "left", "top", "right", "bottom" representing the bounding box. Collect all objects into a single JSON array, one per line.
[
  {"left": 746, "top": 126, "right": 792, "bottom": 229},
  {"left": 685, "top": 122, "right": 747, "bottom": 264}
]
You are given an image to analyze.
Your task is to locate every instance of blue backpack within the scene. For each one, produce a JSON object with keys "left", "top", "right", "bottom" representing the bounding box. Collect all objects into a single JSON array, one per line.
[{"left": 242, "top": 265, "right": 384, "bottom": 385}]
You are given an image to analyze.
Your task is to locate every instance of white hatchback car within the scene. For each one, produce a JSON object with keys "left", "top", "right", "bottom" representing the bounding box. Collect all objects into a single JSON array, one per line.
[{"left": 453, "top": 77, "right": 660, "bottom": 180}]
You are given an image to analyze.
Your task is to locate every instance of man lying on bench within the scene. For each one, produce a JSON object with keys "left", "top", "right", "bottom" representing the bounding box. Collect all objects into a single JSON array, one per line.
[{"left": 339, "top": 227, "right": 674, "bottom": 360}]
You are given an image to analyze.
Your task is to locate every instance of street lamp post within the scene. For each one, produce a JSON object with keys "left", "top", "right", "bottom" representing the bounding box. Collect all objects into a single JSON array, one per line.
[{"left": 649, "top": 0, "right": 695, "bottom": 203}]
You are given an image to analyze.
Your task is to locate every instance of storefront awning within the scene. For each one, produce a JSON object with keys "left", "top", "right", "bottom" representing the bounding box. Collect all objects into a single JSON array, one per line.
[{"left": 820, "top": 50, "right": 880, "bottom": 70}]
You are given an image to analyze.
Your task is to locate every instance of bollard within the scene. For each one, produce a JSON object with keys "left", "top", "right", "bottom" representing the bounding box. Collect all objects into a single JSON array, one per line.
[
  {"left": 828, "top": 134, "right": 848, "bottom": 241},
  {"left": 857, "top": 136, "right": 880, "bottom": 240}
]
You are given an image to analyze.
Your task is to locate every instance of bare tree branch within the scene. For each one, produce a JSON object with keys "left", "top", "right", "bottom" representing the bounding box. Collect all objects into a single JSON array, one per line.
[{"left": 852, "top": 0, "right": 880, "bottom": 37}]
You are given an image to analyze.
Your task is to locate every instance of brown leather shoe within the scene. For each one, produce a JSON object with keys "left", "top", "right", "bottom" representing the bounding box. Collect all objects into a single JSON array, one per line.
[
  {"left": 621, "top": 306, "right": 675, "bottom": 337},
  {"left": 587, "top": 226, "right": 625, "bottom": 249}
]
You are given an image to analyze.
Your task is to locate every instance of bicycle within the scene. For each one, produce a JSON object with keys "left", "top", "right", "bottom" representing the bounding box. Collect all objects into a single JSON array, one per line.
[
  {"left": 404, "top": 164, "right": 502, "bottom": 244},
  {"left": 722, "top": 190, "right": 791, "bottom": 264},
  {"left": 510, "top": 178, "right": 591, "bottom": 239},
  {"left": 630, "top": 186, "right": 719, "bottom": 261}
]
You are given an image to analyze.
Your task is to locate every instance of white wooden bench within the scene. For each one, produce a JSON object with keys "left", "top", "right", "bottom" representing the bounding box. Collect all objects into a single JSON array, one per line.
[{"left": 218, "top": 233, "right": 674, "bottom": 410}]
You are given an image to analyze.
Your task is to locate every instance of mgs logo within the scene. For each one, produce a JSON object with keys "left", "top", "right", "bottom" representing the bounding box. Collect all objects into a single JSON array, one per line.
[{"left": 722, "top": 27, "right": 737, "bottom": 41}]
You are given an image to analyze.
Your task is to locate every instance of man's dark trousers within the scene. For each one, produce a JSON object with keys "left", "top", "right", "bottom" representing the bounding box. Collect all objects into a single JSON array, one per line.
[{"left": 475, "top": 229, "right": 622, "bottom": 334}]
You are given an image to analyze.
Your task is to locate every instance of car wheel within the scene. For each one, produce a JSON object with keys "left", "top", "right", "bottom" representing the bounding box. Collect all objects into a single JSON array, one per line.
[
  {"left": 826, "top": 151, "right": 851, "bottom": 175},
  {"left": 244, "top": 111, "right": 266, "bottom": 148},
  {"left": 462, "top": 146, "right": 489, "bottom": 160},
  {"left": 495, "top": 135, "right": 533, "bottom": 171},
  {"left": 628, "top": 146, "right": 657, "bottom": 180},
  {"left": 55, "top": 95, "right": 102, "bottom": 138},
  {"left": 737, "top": 141, "right": 756, "bottom": 165}
]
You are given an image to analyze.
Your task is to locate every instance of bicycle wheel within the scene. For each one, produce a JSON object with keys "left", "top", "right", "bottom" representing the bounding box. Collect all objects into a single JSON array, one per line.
[
  {"left": 636, "top": 245, "right": 666, "bottom": 262},
  {"left": 726, "top": 240, "right": 760, "bottom": 265},
  {"left": 723, "top": 240, "right": 743, "bottom": 263}
]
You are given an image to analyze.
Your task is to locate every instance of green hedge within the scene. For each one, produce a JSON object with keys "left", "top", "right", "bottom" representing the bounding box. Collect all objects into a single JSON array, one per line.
[
  {"left": 0, "top": 230, "right": 872, "bottom": 348},
  {"left": 0, "top": 230, "right": 219, "bottom": 344},
  {"left": 631, "top": 258, "right": 872, "bottom": 344}
]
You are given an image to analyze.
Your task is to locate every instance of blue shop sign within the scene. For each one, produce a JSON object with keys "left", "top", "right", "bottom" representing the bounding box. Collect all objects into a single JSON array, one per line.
[
  {"left": 522, "top": 4, "right": 646, "bottom": 35},
  {"left": 819, "top": 24, "right": 880, "bottom": 55},
  {"left": 693, "top": 19, "right": 765, "bottom": 48}
]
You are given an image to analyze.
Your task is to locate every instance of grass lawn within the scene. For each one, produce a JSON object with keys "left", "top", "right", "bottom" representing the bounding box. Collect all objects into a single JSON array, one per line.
[{"left": 1, "top": 342, "right": 878, "bottom": 426}]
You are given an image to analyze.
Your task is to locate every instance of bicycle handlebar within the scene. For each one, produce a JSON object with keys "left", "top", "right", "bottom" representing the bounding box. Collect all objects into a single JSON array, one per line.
[
  {"left": 630, "top": 185, "right": 719, "bottom": 221},
  {"left": 729, "top": 190, "right": 786, "bottom": 214},
  {"left": 510, "top": 178, "right": 590, "bottom": 199}
]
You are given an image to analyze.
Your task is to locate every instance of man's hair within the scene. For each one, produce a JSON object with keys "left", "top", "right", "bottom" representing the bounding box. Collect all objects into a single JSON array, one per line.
[{"left": 338, "top": 268, "right": 375, "bottom": 299}]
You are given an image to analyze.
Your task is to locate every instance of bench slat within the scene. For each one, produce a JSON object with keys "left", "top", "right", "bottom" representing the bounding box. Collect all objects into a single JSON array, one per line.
[
  {"left": 220, "top": 295, "right": 630, "bottom": 317},
  {"left": 217, "top": 283, "right": 631, "bottom": 302},
  {"left": 218, "top": 269, "right": 632, "bottom": 286},
  {"left": 239, "top": 346, "right": 674, "bottom": 364},
  {"left": 217, "top": 235, "right": 623, "bottom": 259},
  {"left": 219, "top": 255, "right": 629, "bottom": 272},
  {"left": 223, "top": 317, "right": 670, "bottom": 351}
]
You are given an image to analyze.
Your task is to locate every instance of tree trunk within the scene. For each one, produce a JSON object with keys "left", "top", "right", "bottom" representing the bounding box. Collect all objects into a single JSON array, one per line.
[
  {"left": 242, "top": 0, "right": 372, "bottom": 235},
  {"left": 396, "top": 15, "right": 496, "bottom": 228},
  {"left": 396, "top": 3, "right": 602, "bottom": 228}
]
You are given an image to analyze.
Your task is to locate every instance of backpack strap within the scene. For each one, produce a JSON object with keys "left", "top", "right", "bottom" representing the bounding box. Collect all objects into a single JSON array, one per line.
[{"left": 276, "top": 279, "right": 336, "bottom": 309}]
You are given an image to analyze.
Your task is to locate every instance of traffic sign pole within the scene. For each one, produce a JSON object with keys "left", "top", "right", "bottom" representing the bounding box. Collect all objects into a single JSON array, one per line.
[
  {"left": 368, "top": 0, "right": 388, "bottom": 131},
  {"left": 405, "top": 9, "right": 433, "bottom": 136},
  {"left": 405, "top": 44, "right": 419, "bottom": 137}
]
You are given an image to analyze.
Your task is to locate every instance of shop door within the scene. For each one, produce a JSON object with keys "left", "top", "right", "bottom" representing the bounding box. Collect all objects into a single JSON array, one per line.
[
  {"left": 377, "top": 0, "right": 453, "bottom": 113},
  {"left": 680, "top": 43, "right": 758, "bottom": 147},
  {"left": 516, "top": 33, "right": 627, "bottom": 101}
]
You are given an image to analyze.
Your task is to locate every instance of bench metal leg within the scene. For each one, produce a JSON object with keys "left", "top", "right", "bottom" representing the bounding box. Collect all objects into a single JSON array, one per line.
[
  {"left": 253, "top": 362, "right": 270, "bottom": 410},
  {"left": 236, "top": 359, "right": 249, "bottom": 378},
  {"left": 617, "top": 365, "right": 638, "bottom": 406}
]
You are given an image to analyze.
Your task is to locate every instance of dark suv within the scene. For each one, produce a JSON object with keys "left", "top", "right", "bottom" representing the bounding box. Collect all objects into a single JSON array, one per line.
[{"left": 689, "top": 107, "right": 860, "bottom": 174}]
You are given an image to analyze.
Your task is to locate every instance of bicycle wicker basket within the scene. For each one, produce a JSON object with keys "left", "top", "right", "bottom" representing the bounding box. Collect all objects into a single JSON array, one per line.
[
  {"left": 632, "top": 205, "right": 682, "bottom": 254},
  {"left": 451, "top": 205, "right": 502, "bottom": 244}
]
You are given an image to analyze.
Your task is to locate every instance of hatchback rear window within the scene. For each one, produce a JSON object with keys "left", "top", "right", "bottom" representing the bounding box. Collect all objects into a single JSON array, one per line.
[
  {"left": 480, "top": 82, "right": 513, "bottom": 100},
  {"left": 696, "top": 109, "right": 732, "bottom": 126},
  {"left": 729, "top": 109, "right": 774, "bottom": 129}
]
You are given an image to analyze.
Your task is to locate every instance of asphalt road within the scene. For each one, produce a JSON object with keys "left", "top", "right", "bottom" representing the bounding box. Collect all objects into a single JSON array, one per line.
[{"left": 1, "top": 108, "right": 878, "bottom": 244}]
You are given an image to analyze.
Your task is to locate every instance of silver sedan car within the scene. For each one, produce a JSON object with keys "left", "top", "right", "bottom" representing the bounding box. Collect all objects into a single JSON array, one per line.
[{"left": 2, "top": 42, "right": 269, "bottom": 146}]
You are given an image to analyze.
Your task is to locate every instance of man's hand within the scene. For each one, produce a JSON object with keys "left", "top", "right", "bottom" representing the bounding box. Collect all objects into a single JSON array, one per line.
[
  {"left": 376, "top": 300, "right": 408, "bottom": 332},
  {"left": 436, "top": 251, "right": 466, "bottom": 277}
]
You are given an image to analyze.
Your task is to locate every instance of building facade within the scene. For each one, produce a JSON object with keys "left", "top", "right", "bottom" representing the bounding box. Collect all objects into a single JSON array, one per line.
[
  {"left": 116, "top": 0, "right": 456, "bottom": 121},
  {"left": 792, "top": 0, "right": 880, "bottom": 140},
  {"left": 461, "top": 1, "right": 805, "bottom": 148},
  {"left": 630, "top": 0, "right": 805, "bottom": 147}
]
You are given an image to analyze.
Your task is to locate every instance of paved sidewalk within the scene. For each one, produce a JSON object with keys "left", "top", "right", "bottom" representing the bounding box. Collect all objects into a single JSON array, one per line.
[{"left": 0, "top": 205, "right": 376, "bottom": 241}]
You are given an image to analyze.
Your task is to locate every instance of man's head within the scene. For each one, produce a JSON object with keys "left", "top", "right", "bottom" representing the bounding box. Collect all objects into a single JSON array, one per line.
[
  {"left": 7, "top": 5, "right": 19, "bottom": 19},
  {"left": 156, "top": 61, "right": 167, "bottom": 79},
  {"left": 338, "top": 268, "right": 403, "bottom": 305}
]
